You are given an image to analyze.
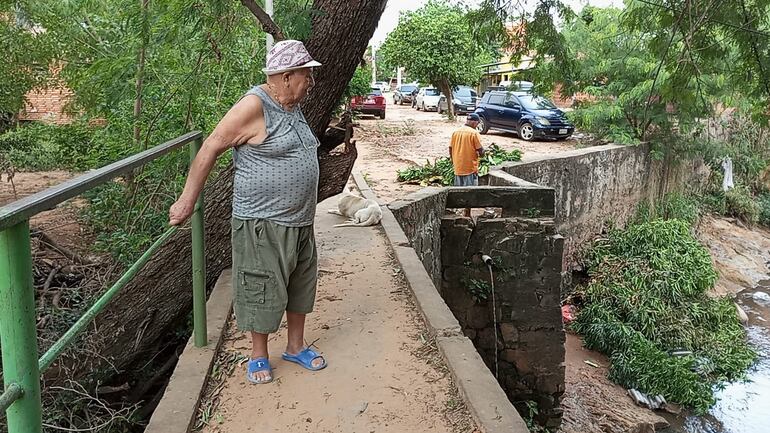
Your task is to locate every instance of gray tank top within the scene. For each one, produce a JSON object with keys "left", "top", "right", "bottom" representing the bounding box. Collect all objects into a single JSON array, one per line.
[{"left": 231, "top": 86, "right": 320, "bottom": 227}]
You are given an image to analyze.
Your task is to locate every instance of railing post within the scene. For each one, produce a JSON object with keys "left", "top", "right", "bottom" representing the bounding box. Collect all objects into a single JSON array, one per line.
[
  {"left": 0, "top": 220, "right": 42, "bottom": 433},
  {"left": 190, "top": 136, "right": 207, "bottom": 347}
]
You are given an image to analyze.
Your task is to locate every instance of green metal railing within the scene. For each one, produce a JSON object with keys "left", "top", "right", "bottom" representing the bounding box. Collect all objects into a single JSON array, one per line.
[{"left": 0, "top": 131, "right": 207, "bottom": 433}]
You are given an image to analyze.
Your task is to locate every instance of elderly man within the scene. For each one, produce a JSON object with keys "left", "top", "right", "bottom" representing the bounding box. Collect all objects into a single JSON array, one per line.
[{"left": 169, "top": 40, "right": 326, "bottom": 384}]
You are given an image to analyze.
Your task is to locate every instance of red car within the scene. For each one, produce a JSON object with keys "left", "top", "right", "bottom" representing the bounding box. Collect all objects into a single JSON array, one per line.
[{"left": 351, "top": 87, "right": 386, "bottom": 119}]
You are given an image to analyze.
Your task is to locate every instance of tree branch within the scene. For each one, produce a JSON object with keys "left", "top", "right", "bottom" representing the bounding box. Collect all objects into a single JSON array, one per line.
[{"left": 239, "top": 0, "right": 286, "bottom": 41}]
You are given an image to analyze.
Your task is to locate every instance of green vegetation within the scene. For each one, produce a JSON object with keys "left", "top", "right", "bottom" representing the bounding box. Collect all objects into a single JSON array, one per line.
[
  {"left": 633, "top": 192, "right": 700, "bottom": 227},
  {"left": 573, "top": 208, "right": 756, "bottom": 413},
  {"left": 0, "top": 122, "right": 124, "bottom": 171},
  {"left": 396, "top": 144, "right": 522, "bottom": 186},
  {"left": 759, "top": 193, "right": 770, "bottom": 226},
  {"left": 379, "top": 1, "right": 494, "bottom": 118}
]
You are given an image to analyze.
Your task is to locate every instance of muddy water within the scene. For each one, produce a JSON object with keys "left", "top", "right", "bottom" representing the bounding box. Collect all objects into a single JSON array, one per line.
[{"left": 663, "top": 280, "right": 770, "bottom": 433}]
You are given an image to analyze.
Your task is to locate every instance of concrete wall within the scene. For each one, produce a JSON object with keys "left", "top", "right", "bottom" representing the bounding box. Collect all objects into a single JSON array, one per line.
[
  {"left": 491, "top": 143, "right": 707, "bottom": 270},
  {"left": 390, "top": 186, "right": 565, "bottom": 429}
]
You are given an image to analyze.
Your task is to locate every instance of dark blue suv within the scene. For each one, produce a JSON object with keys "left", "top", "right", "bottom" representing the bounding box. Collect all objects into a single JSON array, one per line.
[{"left": 474, "top": 91, "right": 574, "bottom": 141}]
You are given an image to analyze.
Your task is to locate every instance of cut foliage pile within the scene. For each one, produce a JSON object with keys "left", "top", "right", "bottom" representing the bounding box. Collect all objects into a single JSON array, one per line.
[
  {"left": 396, "top": 143, "right": 522, "bottom": 186},
  {"left": 573, "top": 217, "right": 756, "bottom": 413}
]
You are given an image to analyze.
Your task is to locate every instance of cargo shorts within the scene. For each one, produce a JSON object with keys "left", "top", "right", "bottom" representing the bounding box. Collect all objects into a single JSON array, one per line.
[{"left": 231, "top": 217, "right": 318, "bottom": 334}]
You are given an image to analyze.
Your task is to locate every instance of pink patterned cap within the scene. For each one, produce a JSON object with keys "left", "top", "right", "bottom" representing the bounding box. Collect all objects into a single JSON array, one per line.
[{"left": 263, "top": 40, "right": 321, "bottom": 75}]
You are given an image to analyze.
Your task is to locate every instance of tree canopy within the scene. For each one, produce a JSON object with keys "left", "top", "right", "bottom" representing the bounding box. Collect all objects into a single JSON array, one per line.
[{"left": 379, "top": 1, "right": 493, "bottom": 116}]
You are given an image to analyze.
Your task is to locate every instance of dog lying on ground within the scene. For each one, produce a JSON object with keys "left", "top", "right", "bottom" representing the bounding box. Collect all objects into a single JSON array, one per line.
[{"left": 328, "top": 188, "right": 383, "bottom": 227}]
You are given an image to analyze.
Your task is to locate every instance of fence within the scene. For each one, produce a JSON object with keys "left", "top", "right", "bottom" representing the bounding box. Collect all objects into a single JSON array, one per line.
[{"left": 0, "top": 131, "right": 207, "bottom": 433}]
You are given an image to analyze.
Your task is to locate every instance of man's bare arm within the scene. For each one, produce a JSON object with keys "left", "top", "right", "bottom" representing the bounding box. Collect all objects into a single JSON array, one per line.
[{"left": 169, "top": 95, "right": 265, "bottom": 225}]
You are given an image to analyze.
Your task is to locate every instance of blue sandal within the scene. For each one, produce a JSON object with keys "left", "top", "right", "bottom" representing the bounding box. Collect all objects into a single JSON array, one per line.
[
  {"left": 282, "top": 347, "right": 327, "bottom": 371},
  {"left": 246, "top": 357, "right": 273, "bottom": 384}
]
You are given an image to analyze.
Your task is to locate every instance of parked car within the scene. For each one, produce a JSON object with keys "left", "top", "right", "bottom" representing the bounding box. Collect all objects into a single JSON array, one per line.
[
  {"left": 351, "top": 87, "right": 386, "bottom": 119},
  {"left": 394, "top": 84, "right": 419, "bottom": 105},
  {"left": 415, "top": 87, "right": 442, "bottom": 111},
  {"left": 437, "top": 86, "right": 479, "bottom": 115},
  {"left": 474, "top": 91, "right": 573, "bottom": 141},
  {"left": 372, "top": 81, "right": 390, "bottom": 92}
]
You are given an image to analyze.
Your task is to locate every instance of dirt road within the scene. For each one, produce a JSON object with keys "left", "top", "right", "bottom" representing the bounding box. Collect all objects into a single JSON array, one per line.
[
  {"left": 352, "top": 93, "right": 580, "bottom": 203},
  {"left": 201, "top": 195, "right": 476, "bottom": 433}
]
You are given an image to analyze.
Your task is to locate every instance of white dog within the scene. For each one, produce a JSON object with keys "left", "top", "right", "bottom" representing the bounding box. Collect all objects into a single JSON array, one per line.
[{"left": 328, "top": 188, "right": 383, "bottom": 227}]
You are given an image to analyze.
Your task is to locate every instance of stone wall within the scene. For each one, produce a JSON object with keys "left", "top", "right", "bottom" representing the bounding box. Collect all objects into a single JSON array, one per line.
[
  {"left": 441, "top": 215, "right": 565, "bottom": 428},
  {"left": 390, "top": 188, "right": 448, "bottom": 288},
  {"left": 491, "top": 143, "right": 708, "bottom": 270},
  {"left": 390, "top": 186, "right": 565, "bottom": 428}
]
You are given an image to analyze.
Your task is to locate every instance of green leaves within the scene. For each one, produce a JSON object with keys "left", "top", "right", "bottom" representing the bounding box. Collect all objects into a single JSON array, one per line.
[
  {"left": 396, "top": 143, "right": 522, "bottom": 186},
  {"left": 379, "top": 1, "right": 493, "bottom": 91},
  {"left": 574, "top": 215, "right": 757, "bottom": 413}
]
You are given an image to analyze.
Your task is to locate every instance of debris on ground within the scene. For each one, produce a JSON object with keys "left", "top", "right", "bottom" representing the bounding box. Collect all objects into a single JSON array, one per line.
[{"left": 627, "top": 388, "right": 666, "bottom": 410}]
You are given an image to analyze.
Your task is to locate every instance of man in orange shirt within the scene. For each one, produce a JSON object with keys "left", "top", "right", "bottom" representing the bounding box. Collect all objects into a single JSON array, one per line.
[
  {"left": 450, "top": 113, "right": 485, "bottom": 186},
  {"left": 449, "top": 113, "right": 485, "bottom": 216}
]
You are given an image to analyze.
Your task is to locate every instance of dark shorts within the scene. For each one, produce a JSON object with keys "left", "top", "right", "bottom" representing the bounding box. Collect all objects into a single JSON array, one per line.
[
  {"left": 454, "top": 173, "right": 479, "bottom": 186},
  {"left": 231, "top": 217, "right": 318, "bottom": 334}
]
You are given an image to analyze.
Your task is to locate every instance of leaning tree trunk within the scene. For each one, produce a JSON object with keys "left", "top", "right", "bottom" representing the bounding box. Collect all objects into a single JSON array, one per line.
[{"left": 50, "top": 0, "right": 388, "bottom": 385}]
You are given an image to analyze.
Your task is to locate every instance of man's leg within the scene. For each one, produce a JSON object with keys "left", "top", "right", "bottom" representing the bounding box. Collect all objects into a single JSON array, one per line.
[
  {"left": 283, "top": 226, "right": 325, "bottom": 369},
  {"left": 284, "top": 312, "right": 325, "bottom": 369},
  {"left": 250, "top": 332, "right": 271, "bottom": 381}
]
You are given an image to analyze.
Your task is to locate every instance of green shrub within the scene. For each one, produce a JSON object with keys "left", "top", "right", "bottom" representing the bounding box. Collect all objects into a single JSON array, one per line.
[
  {"left": 759, "top": 193, "right": 770, "bottom": 227},
  {"left": 725, "top": 185, "right": 760, "bottom": 224},
  {"left": 574, "top": 219, "right": 756, "bottom": 413},
  {"left": 80, "top": 152, "right": 188, "bottom": 266},
  {"left": 635, "top": 192, "right": 699, "bottom": 226},
  {"left": 0, "top": 121, "right": 112, "bottom": 171}
]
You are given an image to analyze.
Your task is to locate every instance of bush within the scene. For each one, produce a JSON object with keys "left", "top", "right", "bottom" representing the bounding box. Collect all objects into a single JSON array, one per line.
[
  {"left": 0, "top": 121, "right": 114, "bottom": 171},
  {"left": 759, "top": 193, "right": 770, "bottom": 227},
  {"left": 574, "top": 219, "right": 756, "bottom": 413},
  {"left": 80, "top": 152, "right": 189, "bottom": 266},
  {"left": 725, "top": 186, "right": 760, "bottom": 224},
  {"left": 634, "top": 192, "right": 699, "bottom": 226}
]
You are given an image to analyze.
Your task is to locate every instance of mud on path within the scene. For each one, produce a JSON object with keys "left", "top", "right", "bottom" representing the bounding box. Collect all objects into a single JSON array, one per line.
[
  {"left": 200, "top": 197, "right": 476, "bottom": 433},
  {"left": 559, "top": 334, "right": 669, "bottom": 433}
]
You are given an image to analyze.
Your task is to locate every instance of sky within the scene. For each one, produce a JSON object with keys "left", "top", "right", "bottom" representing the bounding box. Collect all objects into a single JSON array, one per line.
[{"left": 369, "top": 0, "right": 625, "bottom": 46}]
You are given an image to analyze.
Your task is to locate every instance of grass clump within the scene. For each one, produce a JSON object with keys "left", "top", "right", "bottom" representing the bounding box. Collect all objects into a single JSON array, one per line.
[
  {"left": 634, "top": 192, "right": 700, "bottom": 226},
  {"left": 396, "top": 143, "right": 522, "bottom": 186},
  {"left": 759, "top": 193, "right": 770, "bottom": 227},
  {"left": 573, "top": 218, "right": 756, "bottom": 413}
]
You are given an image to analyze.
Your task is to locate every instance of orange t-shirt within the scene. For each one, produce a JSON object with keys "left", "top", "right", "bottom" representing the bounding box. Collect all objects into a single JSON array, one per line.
[{"left": 449, "top": 126, "right": 483, "bottom": 176}]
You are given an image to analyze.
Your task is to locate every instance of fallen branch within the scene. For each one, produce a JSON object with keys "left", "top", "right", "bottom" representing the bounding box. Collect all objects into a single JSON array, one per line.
[
  {"left": 31, "top": 229, "right": 94, "bottom": 265},
  {"left": 239, "top": 0, "right": 286, "bottom": 41}
]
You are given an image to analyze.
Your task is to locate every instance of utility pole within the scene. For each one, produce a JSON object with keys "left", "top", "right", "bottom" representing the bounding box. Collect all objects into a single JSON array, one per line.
[
  {"left": 265, "top": 0, "right": 274, "bottom": 55},
  {"left": 397, "top": 67, "right": 403, "bottom": 87},
  {"left": 371, "top": 45, "right": 377, "bottom": 85}
]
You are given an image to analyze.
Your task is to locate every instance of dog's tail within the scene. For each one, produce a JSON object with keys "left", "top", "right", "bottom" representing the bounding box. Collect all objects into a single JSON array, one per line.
[{"left": 333, "top": 213, "right": 381, "bottom": 227}]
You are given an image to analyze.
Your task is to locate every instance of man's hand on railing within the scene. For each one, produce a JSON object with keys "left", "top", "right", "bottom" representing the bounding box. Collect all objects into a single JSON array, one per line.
[{"left": 169, "top": 196, "right": 196, "bottom": 226}]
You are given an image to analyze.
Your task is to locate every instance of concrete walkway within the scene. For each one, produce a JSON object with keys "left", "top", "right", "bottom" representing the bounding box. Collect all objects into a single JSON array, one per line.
[{"left": 200, "top": 195, "right": 475, "bottom": 433}]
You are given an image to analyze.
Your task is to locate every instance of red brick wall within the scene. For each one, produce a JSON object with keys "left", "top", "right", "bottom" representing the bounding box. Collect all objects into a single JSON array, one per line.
[
  {"left": 18, "top": 85, "right": 74, "bottom": 124},
  {"left": 551, "top": 83, "right": 594, "bottom": 109}
]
